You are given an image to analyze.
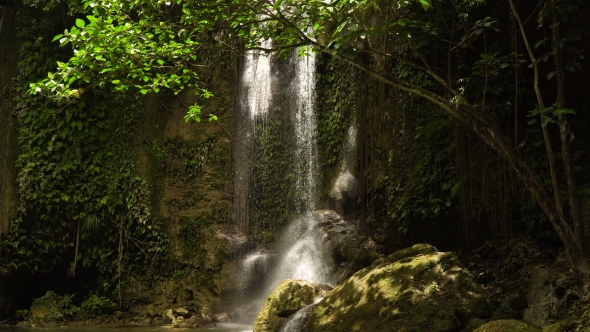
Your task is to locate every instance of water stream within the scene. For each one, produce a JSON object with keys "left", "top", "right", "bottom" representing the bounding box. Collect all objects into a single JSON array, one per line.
[{"left": 234, "top": 46, "right": 334, "bottom": 329}]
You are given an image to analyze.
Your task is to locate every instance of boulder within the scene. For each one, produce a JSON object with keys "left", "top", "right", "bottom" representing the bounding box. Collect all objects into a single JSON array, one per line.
[
  {"left": 304, "top": 244, "right": 491, "bottom": 332},
  {"left": 28, "top": 291, "right": 78, "bottom": 327},
  {"left": 253, "top": 279, "right": 329, "bottom": 332},
  {"left": 313, "top": 210, "right": 380, "bottom": 279},
  {"left": 575, "top": 308, "right": 590, "bottom": 332},
  {"left": 542, "top": 318, "right": 577, "bottom": 332},
  {"left": 523, "top": 266, "right": 582, "bottom": 328},
  {"left": 474, "top": 319, "right": 540, "bottom": 332},
  {"left": 329, "top": 170, "right": 358, "bottom": 219}
]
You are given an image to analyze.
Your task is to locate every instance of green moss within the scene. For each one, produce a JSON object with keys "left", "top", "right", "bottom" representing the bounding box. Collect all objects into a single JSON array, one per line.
[
  {"left": 251, "top": 117, "right": 296, "bottom": 243},
  {"left": 474, "top": 320, "right": 540, "bottom": 332},
  {"left": 254, "top": 280, "right": 328, "bottom": 332},
  {"left": 29, "top": 291, "right": 79, "bottom": 326},
  {"left": 467, "top": 318, "right": 487, "bottom": 331},
  {"left": 305, "top": 245, "right": 489, "bottom": 332}
]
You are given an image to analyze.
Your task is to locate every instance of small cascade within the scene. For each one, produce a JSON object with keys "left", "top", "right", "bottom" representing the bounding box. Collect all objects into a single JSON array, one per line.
[
  {"left": 280, "top": 298, "right": 322, "bottom": 332},
  {"left": 236, "top": 250, "right": 271, "bottom": 297},
  {"left": 330, "top": 122, "right": 358, "bottom": 219},
  {"left": 265, "top": 212, "right": 333, "bottom": 295},
  {"left": 263, "top": 47, "right": 333, "bottom": 293}
]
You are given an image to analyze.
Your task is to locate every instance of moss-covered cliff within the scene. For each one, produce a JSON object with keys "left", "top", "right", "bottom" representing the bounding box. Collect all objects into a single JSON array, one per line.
[{"left": 0, "top": 2, "right": 235, "bottom": 321}]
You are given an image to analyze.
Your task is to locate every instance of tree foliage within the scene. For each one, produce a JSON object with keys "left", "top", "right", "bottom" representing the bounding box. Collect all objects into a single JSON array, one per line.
[{"left": 23, "top": 0, "right": 590, "bottom": 281}]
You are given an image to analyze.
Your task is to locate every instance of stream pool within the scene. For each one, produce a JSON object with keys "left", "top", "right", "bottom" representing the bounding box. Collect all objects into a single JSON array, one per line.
[{"left": 0, "top": 324, "right": 252, "bottom": 332}]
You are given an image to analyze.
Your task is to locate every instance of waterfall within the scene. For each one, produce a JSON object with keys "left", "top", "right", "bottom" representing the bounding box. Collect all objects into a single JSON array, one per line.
[
  {"left": 292, "top": 49, "right": 319, "bottom": 213},
  {"left": 264, "top": 48, "right": 332, "bottom": 290},
  {"left": 242, "top": 39, "right": 273, "bottom": 121},
  {"left": 232, "top": 45, "right": 333, "bottom": 329},
  {"left": 233, "top": 39, "right": 274, "bottom": 234}
]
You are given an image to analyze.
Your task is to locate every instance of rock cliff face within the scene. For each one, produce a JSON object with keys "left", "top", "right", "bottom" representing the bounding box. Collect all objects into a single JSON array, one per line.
[{"left": 122, "top": 60, "right": 235, "bottom": 321}]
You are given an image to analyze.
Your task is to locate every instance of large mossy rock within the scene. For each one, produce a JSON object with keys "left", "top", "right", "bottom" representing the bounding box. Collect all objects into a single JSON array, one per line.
[
  {"left": 28, "top": 291, "right": 79, "bottom": 327},
  {"left": 253, "top": 279, "right": 329, "bottom": 332},
  {"left": 474, "top": 319, "right": 540, "bottom": 332},
  {"left": 304, "top": 243, "right": 491, "bottom": 332}
]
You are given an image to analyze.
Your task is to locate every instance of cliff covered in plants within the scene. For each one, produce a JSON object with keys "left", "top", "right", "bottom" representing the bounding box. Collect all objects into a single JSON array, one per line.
[
  {"left": 0, "top": 0, "right": 590, "bottom": 329},
  {"left": 0, "top": 0, "right": 234, "bottom": 322}
]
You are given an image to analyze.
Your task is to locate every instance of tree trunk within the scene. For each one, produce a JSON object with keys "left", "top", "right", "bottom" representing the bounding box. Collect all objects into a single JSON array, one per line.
[
  {"left": 297, "top": 0, "right": 590, "bottom": 286},
  {"left": 552, "top": 7, "right": 586, "bottom": 254},
  {"left": 321, "top": 48, "right": 590, "bottom": 286},
  {"left": 508, "top": 0, "right": 564, "bottom": 218}
]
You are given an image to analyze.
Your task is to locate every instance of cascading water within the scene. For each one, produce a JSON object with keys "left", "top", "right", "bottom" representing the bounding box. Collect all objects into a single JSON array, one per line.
[
  {"left": 292, "top": 49, "right": 319, "bottom": 213},
  {"left": 233, "top": 38, "right": 274, "bottom": 234},
  {"left": 233, "top": 45, "right": 334, "bottom": 330},
  {"left": 242, "top": 39, "right": 273, "bottom": 121},
  {"left": 231, "top": 40, "right": 274, "bottom": 323},
  {"left": 263, "top": 48, "right": 333, "bottom": 293}
]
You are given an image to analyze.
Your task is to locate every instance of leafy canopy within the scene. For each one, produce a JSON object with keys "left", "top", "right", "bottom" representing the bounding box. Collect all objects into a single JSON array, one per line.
[{"left": 30, "top": 0, "right": 432, "bottom": 122}]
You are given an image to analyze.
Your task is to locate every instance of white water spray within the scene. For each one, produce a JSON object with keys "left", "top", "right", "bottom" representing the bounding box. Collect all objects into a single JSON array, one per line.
[
  {"left": 233, "top": 38, "right": 274, "bottom": 234},
  {"left": 292, "top": 49, "right": 319, "bottom": 212},
  {"left": 242, "top": 39, "right": 273, "bottom": 120}
]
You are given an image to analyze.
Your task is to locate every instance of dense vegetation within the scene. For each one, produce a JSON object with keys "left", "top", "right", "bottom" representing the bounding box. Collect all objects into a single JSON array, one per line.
[{"left": 0, "top": 0, "right": 589, "bottom": 320}]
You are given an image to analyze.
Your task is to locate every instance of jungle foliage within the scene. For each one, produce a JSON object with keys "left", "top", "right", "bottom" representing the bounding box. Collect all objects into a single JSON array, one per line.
[
  {"left": 5, "top": 0, "right": 590, "bottom": 285},
  {"left": 0, "top": 4, "right": 170, "bottom": 303}
]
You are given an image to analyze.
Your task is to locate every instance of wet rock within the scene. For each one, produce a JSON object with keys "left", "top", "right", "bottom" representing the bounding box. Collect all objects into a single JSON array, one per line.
[
  {"left": 305, "top": 244, "right": 491, "bottom": 332},
  {"left": 214, "top": 312, "right": 230, "bottom": 323},
  {"left": 173, "top": 315, "right": 185, "bottom": 328},
  {"left": 173, "top": 307, "right": 190, "bottom": 317},
  {"left": 215, "top": 225, "right": 252, "bottom": 256},
  {"left": 254, "top": 279, "right": 329, "bottom": 332},
  {"left": 329, "top": 170, "right": 358, "bottom": 219},
  {"left": 474, "top": 319, "right": 540, "bottom": 331},
  {"left": 523, "top": 266, "right": 582, "bottom": 328},
  {"left": 313, "top": 210, "right": 380, "bottom": 279}
]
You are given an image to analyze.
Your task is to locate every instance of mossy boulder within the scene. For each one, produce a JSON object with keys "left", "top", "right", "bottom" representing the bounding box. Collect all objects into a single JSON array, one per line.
[
  {"left": 542, "top": 319, "right": 576, "bottom": 332},
  {"left": 253, "top": 279, "right": 329, "bottom": 332},
  {"left": 474, "top": 319, "right": 540, "bottom": 332},
  {"left": 304, "top": 243, "right": 491, "bottom": 332},
  {"left": 575, "top": 308, "right": 590, "bottom": 332},
  {"left": 28, "top": 291, "right": 79, "bottom": 327}
]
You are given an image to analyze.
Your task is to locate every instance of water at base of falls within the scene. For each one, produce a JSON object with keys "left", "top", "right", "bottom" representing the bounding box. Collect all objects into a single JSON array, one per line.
[
  {"left": 232, "top": 212, "right": 334, "bottom": 327},
  {"left": 265, "top": 212, "right": 333, "bottom": 293}
]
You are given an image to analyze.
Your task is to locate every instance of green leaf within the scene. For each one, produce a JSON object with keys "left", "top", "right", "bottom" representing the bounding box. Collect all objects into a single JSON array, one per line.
[
  {"left": 419, "top": 0, "right": 431, "bottom": 11},
  {"left": 76, "top": 19, "right": 86, "bottom": 28}
]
